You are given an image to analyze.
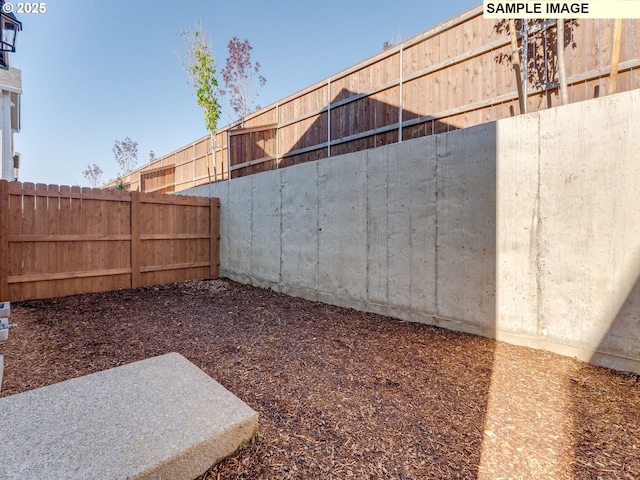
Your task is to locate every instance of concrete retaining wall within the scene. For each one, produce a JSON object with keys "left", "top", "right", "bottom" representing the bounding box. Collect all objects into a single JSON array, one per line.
[
  {"left": 182, "top": 89, "right": 640, "bottom": 374},
  {"left": 187, "top": 123, "right": 497, "bottom": 337}
]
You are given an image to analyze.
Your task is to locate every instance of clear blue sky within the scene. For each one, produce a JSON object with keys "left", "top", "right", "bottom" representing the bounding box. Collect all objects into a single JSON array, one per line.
[{"left": 12, "top": 0, "right": 479, "bottom": 187}]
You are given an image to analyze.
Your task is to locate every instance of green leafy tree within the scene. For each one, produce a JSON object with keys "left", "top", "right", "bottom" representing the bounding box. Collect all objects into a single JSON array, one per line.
[
  {"left": 181, "top": 24, "right": 221, "bottom": 134},
  {"left": 181, "top": 24, "right": 221, "bottom": 182}
]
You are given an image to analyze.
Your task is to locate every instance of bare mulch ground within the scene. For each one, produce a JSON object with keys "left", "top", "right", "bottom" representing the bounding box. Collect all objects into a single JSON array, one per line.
[{"left": 1, "top": 278, "right": 639, "bottom": 479}]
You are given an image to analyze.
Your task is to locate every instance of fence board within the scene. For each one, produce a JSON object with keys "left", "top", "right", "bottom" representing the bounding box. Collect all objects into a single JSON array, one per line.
[
  {"left": 1, "top": 180, "right": 219, "bottom": 301},
  {"left": 131, "top": 191, "right": 141, "bottom": 289},
  {"left": 70, "top": 187, "right": 84, "bottom": 295}
]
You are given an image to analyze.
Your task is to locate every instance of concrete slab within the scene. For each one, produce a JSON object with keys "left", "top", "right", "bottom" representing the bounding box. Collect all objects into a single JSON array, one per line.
[{"left": 0, "top": 352, "right": 258, "bottom": 480}]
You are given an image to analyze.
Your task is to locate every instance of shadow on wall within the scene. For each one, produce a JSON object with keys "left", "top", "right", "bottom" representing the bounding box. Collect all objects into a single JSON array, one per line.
[
  {"left": 569, "top": 226, "right": 640, "bottom": 477},
  {"left": 592, "top": 275, "right": 640, "bottom": 371},
  {"left": 228, "top": 88, "right": 464, "bottom": 178}
]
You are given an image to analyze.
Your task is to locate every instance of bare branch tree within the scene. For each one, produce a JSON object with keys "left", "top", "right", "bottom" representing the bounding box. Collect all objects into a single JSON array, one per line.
[
  {"left": 113, "top": 137, "right": 138, "bottom": 175},
  {"left": 82, "top": 163, "right": 103, "bottom": 188},
  {"left": 220, "top": 37, "right": 266, "bottom": 121},
  {"left": 181, "top": 24, "right": 221, "bottom": 134},
  {"left": 382, "top": 31, "right": 402, "bottom": 51}
]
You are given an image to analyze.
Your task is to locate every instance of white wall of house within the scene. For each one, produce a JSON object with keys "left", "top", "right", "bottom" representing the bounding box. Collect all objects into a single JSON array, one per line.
[{"left": 0, "top": 67, "right": 21, "bottom": 181}]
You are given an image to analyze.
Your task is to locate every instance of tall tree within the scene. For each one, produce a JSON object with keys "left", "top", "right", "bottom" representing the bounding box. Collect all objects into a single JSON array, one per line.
[
  {"left": 82, "top": 163, "right": 103, "bottom": 187},
  {"left": 181, "top": 24, "right": 221, "bottom": 182},
  {"left": 113, "top": 137, "right": 138, "bottom": 176},
  {"left": 181, "top": 25, "right": 221, "bottom": 134},
  {"left": 221, "top": 37, "right": 266, "bottom": 120}
]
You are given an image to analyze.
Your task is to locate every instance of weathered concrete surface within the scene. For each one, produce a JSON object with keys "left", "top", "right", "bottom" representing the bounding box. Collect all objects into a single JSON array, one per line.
[
  {"left": 226, "top": 176, "right": 252, "bottom": 284},
  {"left": 436, "top": 124, "right": 496, "bottom": 334},
  {"left": 318, "top": 150, "right": 369, "bottom": 308},
  {"left": 497, "top": 89, "right": 640, "bottom": 373},
  {"left": 280, "top": 162, "right": 319, "bottom": 300},
  {"left": 182, "top": 123, "right": 496, "bottom": 334},
  {"left": 0, "top": 353, "right": 258, "bottom": 480},
  {"left": 250, "top": 169, "right": 281, "bottom": 287},
  {"left": 495, "top": 113, "right": 540, "bottom": 340}
]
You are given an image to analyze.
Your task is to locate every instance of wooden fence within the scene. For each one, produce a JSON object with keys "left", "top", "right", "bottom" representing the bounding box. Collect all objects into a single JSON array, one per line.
[
  {"left": 0, "top": 180, "right": 220, "bottom": 302},
  {"left": 105, "top": 5, "right": 640, "bottom": 192}
]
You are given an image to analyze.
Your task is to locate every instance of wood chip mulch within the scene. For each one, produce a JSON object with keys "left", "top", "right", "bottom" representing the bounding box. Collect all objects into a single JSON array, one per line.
[{"left": 1, "top": 278, "right": 639, "bottom": 479}]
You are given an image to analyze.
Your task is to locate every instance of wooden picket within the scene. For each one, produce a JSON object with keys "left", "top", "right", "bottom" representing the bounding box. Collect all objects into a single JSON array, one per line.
[{"left": 0, "top": 180, "right": 220, "bottom": 302}]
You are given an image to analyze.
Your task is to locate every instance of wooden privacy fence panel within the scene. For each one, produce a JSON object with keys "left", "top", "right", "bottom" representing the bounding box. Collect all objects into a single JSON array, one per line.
[
  {"left": 105, "top": 6, "right": 640, "bottom": 192},
  {"left": 0, "top": 180, "right": 220, "bottom": 302}
]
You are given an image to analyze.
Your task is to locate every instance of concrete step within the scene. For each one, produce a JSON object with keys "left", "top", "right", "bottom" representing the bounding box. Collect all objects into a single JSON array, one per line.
[{"left": 0, "top": 352, "right": 258, "bottom": 480}]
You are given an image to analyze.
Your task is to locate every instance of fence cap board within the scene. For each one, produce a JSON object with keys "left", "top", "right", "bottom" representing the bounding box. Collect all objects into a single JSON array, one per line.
[{"left": 5, "top": 180, "right": 132, "bottom": 202}]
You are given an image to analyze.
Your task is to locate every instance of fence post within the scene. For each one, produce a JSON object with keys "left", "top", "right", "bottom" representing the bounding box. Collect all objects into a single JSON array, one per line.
[
  {"left": 327, "top": 80, "right": 331, "bottom": 158},
  {"left": 556, "top": 20, "right": 569, "bottom": 105},
  {"left": 398, "top": 44, "right": 403, "bottom": 142},
  {"left": 210, "top": 197, "right": 220, "bottom": 278},
  {"left": 509, "top": 19, "right": 526, "bottom": 115},
  {"left": 130, "top": 191, "right": 142, "bottom": 288},
  {"left": 0, "top": 180, "right": 8, "bottom": 300},
  {"left": 609, "top": 18, "right": 623, "bottom": 95}
]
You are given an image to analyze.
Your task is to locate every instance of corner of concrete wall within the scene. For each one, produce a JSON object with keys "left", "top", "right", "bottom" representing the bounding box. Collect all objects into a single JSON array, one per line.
[{"left": 177, "top": 182, "right": 232, "bottom": 279}]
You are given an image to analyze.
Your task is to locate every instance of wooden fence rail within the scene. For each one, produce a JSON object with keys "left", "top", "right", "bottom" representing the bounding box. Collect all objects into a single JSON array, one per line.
[
  {"left": 105, "top": 5, "right": 640, "bottom": 192},
  {"left": 0, "top": 180, "right": 220, "bottom": 302}
]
